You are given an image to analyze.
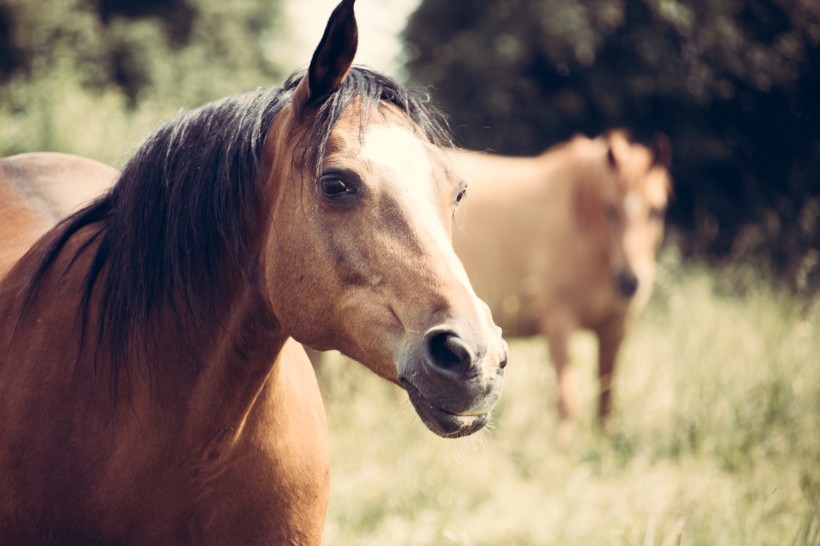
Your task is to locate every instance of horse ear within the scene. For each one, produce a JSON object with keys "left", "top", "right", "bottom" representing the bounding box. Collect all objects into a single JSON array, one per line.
[
  {"left": 599, "top": 130, "right": 618, "bottom": 171},
  {"left": 292, "top": 0, "right": 358, "bottom": 113},
  {"left": 651, "top": 132, "right": 672, "bottom": 167},
  {"left": 606, "top": 144, "right": 617, "bottom": 169}
]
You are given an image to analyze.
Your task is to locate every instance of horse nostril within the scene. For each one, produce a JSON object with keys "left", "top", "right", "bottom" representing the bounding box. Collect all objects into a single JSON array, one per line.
[
  {"left": 425, "top": 331, "right": 473, "bottom": 371},
  {"left": 617, "top": 272, "right": 639, "bottom": 298}
]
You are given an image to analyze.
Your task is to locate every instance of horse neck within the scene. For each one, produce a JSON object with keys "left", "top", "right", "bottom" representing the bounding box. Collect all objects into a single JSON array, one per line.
[
  {"left": 60, "top": 222, "right": 288, "bottom": 445},
  {"left": 150, "top": 277, "right": 286, "bottom": 438}
]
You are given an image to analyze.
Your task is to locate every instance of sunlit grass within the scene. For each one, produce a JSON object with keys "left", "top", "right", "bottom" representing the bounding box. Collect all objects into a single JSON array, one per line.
[{"left": 318, "top": 250, "right": 820, "bottom": 545}]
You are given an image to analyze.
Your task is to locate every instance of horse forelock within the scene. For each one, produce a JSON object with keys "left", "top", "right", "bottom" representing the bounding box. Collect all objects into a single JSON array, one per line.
[
  {"left": 576, "top": 132, "right": 671, "bottom": 235},
  {"left": 603, "top": 130, "right": 671, "bottom": 193},
  {"left": 288, "top": 66, "right": 453, "bottom": 179},
  {"left": 18, "top": 65, "right": 451, "bottom": 395},
  {"left": 564, "top": 135, "right": 623, "bottom": 232}
]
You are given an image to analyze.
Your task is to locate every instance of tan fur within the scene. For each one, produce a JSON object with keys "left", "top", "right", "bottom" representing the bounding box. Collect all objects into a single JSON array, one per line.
[{"left": 451, "top": 130, "right": 671, "bottom": 426}]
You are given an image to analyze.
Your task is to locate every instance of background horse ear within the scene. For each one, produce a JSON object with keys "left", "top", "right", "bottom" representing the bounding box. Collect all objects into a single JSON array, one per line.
[
  {"left": 651, "top": 132, "right": 672, "bottom": 168},
  {"left": 606, "top": 144, "right": 618, "bottom": 170},
  {"left": 604, "top": 129, "right": 628, "bottom": 171},
  {"left": 292, "top": 0, "right": 358, "bottom": 113}
]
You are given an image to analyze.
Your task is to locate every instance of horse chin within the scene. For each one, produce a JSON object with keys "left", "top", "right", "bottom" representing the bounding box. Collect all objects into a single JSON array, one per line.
[{"left": 400, "top": 378, "right": 490, "bottom": 438}]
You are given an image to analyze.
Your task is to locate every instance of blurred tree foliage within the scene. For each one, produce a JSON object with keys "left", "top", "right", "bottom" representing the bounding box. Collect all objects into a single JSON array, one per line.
[
  {"left": 404, "top": 0, "right": 820, "bottom": 292},
  {"left": 0, "top": 0, "right": 285, "bottom": 161}
]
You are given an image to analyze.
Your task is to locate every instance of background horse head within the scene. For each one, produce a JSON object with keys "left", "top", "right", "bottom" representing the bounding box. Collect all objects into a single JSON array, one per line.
[
  {"left": 572, "top": 130, "right": 672, "bottom": 310},
  {"left": 451, "top": 130, "right": 671, "bottom": 429},
  {"left": 0, "top": 1, "right": 506, "bottom": 543}
]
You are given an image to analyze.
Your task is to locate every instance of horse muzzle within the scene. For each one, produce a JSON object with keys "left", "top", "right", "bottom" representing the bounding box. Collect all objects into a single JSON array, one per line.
[
  {"left": 399, "top": 324, "right": 507, "bottom": 438},
  {"left": 614, "top": 267, "right": 640, "bottom": 299}
]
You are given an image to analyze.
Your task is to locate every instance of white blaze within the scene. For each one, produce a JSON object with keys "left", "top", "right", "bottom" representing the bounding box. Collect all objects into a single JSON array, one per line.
[
  {"left": 624, "top": 191, "right": 642, "bottom": 221},
  {"left": 361, "top": 124, "right": 433, "bottom": 198},
  {"left": 360, "top": 123, "right": 476, "bottom": 292}
]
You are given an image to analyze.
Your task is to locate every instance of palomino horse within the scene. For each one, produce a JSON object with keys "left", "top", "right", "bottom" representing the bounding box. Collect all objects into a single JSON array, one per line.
[
  {"left": 0, "top": 1, "right": 507, "bottom": 543},
  {"left": 0, "top": 152, "right": 118, "bottom": 278},
  {"left": 451, "top": 130, "right": 670, "bottom": 427}
]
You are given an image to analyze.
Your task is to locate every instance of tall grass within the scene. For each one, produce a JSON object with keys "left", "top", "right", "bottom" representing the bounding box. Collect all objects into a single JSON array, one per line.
[{"left": 318, "top": 249, "right": 819, "bottom": 545}]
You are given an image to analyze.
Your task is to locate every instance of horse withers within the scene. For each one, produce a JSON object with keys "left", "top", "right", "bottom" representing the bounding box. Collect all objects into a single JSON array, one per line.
[
  {"left": 451, "top": 130, "right": 671, "bottom": 429},
  {"left": 0, "top": 0, "right": 507, "bottom": 543},
  {"left": 0, "top": 152, "right": 118, "bottom": 278}
]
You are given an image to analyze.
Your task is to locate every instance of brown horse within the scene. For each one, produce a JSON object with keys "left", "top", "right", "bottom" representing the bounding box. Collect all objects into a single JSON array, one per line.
[
  {"left": 0, "top": 152, "right": 118, "bottom": 278},
  {"left": 0, "top": 1, "right": 507, "bottom": 543},
  {"left": 451, "top": 130, "right": 670, "bottom": 428}
]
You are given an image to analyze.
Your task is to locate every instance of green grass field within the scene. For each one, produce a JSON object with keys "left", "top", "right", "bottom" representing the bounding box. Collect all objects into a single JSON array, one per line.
[{"left": 317, "top": 249, "right": 820, "bottom": 545}]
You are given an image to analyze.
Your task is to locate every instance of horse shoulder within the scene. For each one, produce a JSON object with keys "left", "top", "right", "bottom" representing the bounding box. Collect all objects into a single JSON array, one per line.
[
  {"left": 184, "top": 339, "right": 329, "bottom": 545},
  {"left": 453, "top": 152, "right": 565, "bottom": 336},
  {"left": 0, "top": 230, "right": 114, "bottom": 542},
  {"left": 527, "top": 149, "right": 619, "bottom": 327}
]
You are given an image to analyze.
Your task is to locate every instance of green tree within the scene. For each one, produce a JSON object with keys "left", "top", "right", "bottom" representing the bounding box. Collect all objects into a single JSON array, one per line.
[
  {"left": 0, "top": 0, "right": 286, "bottom": 159},
  {"left": 404, "top": 0, "right": 820, "bottom": 290}
]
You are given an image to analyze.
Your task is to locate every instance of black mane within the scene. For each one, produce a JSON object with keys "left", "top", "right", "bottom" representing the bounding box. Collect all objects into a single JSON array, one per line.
[{"left": 20, "top": 66, "right": 452, "bottom": 387}]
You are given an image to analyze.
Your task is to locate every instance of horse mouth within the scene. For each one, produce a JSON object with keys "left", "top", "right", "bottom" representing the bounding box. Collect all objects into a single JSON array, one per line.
[{"left": 400, "top": 378, "right": 490, "bottom": 438}]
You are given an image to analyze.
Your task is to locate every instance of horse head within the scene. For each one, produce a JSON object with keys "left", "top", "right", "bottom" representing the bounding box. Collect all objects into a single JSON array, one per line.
[
  {"left": 599, "top": 130, "right": 672, "bottom": 304},
  {"left": 260, "top": 0, "right": 507, "bottom": 438}
]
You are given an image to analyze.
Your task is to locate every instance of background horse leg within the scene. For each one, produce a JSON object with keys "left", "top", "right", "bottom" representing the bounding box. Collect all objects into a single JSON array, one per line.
[
  {"left": 543, "top": 312, "right": 579, "bottom": 427},
  {"left": 596, "top": 322, "right": 626, "bottom": 426}
]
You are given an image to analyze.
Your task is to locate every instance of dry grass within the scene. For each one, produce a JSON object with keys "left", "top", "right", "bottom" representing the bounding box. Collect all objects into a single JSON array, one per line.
[{"left": 318, "top": 249, "right": 820, "bottom": 545}]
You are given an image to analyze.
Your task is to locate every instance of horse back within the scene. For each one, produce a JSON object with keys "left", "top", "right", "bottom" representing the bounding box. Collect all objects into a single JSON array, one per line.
[{"left": 0, "top": 152, "right": 118, "bottom": 278}]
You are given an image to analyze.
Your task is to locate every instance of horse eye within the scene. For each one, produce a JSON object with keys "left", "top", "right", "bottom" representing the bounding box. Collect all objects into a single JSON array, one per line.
[
  {"left": 320, "top": 176, "right": 350, "bottom": 198},
  {"left": 454, "top": 186, "right": 467, "bottom": 206}
]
